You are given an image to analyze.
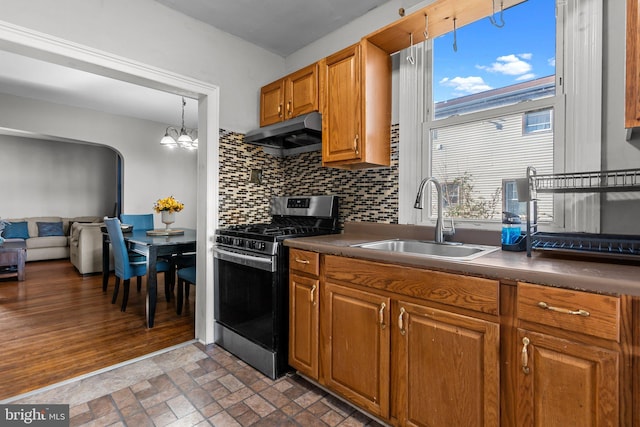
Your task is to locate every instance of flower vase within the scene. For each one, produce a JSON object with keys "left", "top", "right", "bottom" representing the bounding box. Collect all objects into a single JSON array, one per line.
[{"left": 161, "top": 211, "right": 175, "bottom": 230}]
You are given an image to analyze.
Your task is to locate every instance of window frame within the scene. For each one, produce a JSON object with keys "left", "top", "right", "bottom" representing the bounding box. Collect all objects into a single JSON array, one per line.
[
  {"left": 523, "top": 108, "right": 554, "bottom": 135},
  {"left": 398, "top": 0, "right": 603, "bottom": 233}
]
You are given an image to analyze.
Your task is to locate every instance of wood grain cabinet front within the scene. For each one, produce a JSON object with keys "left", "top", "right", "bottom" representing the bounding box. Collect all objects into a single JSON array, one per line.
[
  {"left": 320, "top": 281, "right": 391, "bottom": 419},
  {"left": 319, "top": 255, "right": 499, "bottom": 425},
  {"left": 288, "top": 249, "right": 321, "bottom": 380},
  {"left": 515, "top": 282, "right": 623, "bottom": 427},
  {"left": 289, "top": 253, "right": 631, "bottom": 426},
  {"left": 626, "top": 0, "right": 640, "bottom": 129},
  {"left": 260, "top": 63, "right": 318, "bottom": 127},
  {"left": 321, "top": 39, "right": 391, "bottom": 169},
  {"left": 289, "top": 272, "right": 320, "bottom": 379},
  {"left": 515, "top": 328, "right": 619, "bottom": 427},
  {"left": 396, "top": 300, "right": 500, "bottom": 427}
]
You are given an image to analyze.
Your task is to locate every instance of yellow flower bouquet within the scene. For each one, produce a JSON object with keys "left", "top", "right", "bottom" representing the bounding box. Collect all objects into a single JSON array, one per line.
[{"left": 153, "top": 195, "right": 184, "bottom": 213}]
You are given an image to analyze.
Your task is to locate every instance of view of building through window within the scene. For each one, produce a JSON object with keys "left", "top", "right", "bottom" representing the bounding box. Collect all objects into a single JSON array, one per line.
[{"left": 426, "top": 0, "right": 556, "bottom": 224}]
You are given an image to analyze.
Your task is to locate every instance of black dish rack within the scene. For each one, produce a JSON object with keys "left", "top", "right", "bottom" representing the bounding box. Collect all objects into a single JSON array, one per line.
[
  {"left": 530, "top": 232, "right": 640, "bottom": 261},
  {"left": 524, "top": 167, "right": 640, "bottom": 261}
]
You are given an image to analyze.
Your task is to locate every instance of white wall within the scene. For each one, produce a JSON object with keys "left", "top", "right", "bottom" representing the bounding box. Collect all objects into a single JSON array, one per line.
[
  {"left": 0, "top": 92, "right": 198, "bottom": 229},
  {"left": 285, "top": 0, "right": 432, "bottom": 72},
  {"left": 0, "top": 133, "right": 117, "bottom": 218},
  {"left": 0, "top": 0, "right": 286, "bottom": 133}
]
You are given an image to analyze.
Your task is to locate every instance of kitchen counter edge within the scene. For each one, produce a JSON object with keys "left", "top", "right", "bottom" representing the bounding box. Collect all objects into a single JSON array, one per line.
[{"left": 284, "top": 225, "right": 640, "bottom": 297}]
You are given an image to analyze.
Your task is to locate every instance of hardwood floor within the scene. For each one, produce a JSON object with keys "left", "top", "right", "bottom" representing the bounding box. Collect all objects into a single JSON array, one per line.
[{"left": 0, "top": 259, "right": 195, "bottom": 400}]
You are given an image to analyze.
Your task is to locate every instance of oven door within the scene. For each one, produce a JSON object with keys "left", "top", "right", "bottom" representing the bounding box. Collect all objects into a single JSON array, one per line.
[{"left": 213, "top": 245, "right": 278, "bottom": 350}]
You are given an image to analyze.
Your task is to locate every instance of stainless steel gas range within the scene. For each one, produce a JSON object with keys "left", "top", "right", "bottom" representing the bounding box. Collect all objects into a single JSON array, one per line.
[{"left": 213, "top": 195, "right": 339, "bottom": 379}]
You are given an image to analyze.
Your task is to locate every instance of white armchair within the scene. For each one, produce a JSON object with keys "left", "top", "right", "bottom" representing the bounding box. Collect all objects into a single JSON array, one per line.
[{"left": 69, "top": 222, "right": 112, "bottom": 274}]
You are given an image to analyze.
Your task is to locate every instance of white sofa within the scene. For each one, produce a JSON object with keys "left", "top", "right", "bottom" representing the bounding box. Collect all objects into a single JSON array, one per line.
[{"left": 69, "top": 221, "right": 113, "bottom": 274}]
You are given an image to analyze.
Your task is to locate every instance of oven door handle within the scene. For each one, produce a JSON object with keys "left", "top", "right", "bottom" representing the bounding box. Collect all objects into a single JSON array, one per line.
[{"left": 213, "top": 246, "right": 276, "bottom": 272}]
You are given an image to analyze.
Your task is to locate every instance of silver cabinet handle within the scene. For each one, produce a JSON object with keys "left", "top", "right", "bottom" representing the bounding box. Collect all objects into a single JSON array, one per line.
[{"left": 295, "top": 258, "right": 310, "bottom": 264}]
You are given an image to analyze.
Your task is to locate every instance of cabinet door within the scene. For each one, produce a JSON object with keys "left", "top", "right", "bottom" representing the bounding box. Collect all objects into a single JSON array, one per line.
[
  {"left": 626, "top": 0, "right": 640, "bottom": 128},
  {"left": 517, "top": 329, "right": 619, "bottom": 427},
  {"left": 321, "top": 281, "right": 390, "bottom": 418},
  {"left": 322, "top": 43, "right": 361, "bottom": 163},
  {"left": 260, "top": 79, "right": 284, "bottom": 127},
  {"left": 289, "top": 273, "right": 320, "bottom": 379},
  {"left": 286, "top": 64, "right": 318, "bottom": 120},
  {"left": 396, "top": 301, "right": 500, "bottom": 427}
]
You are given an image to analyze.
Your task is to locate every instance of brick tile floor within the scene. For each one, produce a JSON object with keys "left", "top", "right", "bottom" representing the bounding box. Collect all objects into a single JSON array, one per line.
[{"left": 68, "top": 344, "right": 385, "bottom": 426}]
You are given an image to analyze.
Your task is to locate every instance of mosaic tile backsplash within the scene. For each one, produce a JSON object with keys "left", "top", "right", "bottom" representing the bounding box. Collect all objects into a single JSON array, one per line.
[{"left": 218, "top": 125, "right": 399, "bottom": 228}]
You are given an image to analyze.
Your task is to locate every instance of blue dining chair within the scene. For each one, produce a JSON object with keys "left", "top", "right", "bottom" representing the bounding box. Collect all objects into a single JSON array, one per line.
[
  {"left": 104, "top": 218, "right": 171, "bottom": 312},
  {"left": 120, "top": 213, "right": 154, "bottom": 231},
  {"left": 176, "top": 266, "right": 196, "bottom": 315},
  {"left": 120, "top": 213, "right": 176, "bottom": 298}
]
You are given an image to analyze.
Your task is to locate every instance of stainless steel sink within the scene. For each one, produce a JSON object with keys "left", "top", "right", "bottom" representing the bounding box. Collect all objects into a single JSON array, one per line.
[{"left": 350, "top": 239, "right": 499, "bottom": 261}]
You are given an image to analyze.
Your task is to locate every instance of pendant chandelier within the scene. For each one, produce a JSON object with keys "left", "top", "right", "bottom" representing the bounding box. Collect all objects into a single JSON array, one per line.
[{"left": 160, "top": 97, "right": 198, "bottom": 149}]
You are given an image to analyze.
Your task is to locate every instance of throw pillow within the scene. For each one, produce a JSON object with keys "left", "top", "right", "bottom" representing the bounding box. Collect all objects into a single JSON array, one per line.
[
  {"left": 2, "top": 221, "right": 29, "bottom": 239},
  {"left": 37, "top": 221, "right": 64, "bottom": 237}
]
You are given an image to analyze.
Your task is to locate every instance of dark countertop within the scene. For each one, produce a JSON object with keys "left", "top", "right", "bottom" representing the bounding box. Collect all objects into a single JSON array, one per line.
[{"left": 284, "top": 222, "right": 640, "bottom": 297}]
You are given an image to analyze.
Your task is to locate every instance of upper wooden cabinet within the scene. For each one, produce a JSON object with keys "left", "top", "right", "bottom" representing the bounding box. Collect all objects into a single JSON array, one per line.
[
  {"left": 626, "top": 0, "right": 640, "bottom": 129},
  {"left": 260, "top": 63, "right": 319, "bottom": 127},
  {"left": 321, "top": 40, "right": 391, "bottom": 169}
]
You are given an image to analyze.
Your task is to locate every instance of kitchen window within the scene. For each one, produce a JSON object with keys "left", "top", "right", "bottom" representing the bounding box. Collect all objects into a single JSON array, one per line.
[{"left": 399, "top": 0, "right": 602, "bottom": 232}]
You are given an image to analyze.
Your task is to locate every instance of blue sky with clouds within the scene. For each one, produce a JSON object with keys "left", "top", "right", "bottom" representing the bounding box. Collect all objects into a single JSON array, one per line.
[{"left": 433, "top": 0, "right": 556, "bottom": 102}]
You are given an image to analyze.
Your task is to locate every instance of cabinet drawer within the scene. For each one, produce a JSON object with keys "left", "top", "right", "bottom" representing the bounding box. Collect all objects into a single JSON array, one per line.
[
  {"left": 290, "top": 249, "right": 319, "bottom": 276},
  {"left": 324, "top": 255, "right": 499, "bottom": 315},
  {"left": 517, "top": 282, "right": 620, "bottom": 341}
]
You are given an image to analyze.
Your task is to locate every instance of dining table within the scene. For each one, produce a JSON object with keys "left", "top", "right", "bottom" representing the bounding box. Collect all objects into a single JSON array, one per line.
[{"left": 102, "top": 228, "right": 197, "bottom": 328}]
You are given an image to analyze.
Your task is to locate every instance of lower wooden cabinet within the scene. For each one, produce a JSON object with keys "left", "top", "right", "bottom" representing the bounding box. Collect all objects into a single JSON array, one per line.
[
  {"left": 515, "top": 282, "right": 623, "bottom": 427},
  {"left": 516, "top": 329, "right": 619, "bottom": 427},
  {"left": 288, "top": 253, "right": 630, "bottom": 427},
  {"left": 289, "top": 249, "right": 321, "bottom": 380},
  {"left": 289, "top": 272, "right": 320, "bottom": 379},
  {"left": 397, "top": 300, "right": 500, "bottom": 427},
  {"left": 321, "top": 282, "right": 391, "bottom": 419}
]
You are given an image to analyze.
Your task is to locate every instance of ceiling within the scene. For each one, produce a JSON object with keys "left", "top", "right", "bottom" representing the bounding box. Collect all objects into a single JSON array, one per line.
[
  {"left": 0, "top": 0, "right": 407, "bottom": 130},
  {"left": 154, "top": 0, "right": 391, "bottom": 57},
  {"left": 0, "top": 50, "right": 200, "bottom": 129}
]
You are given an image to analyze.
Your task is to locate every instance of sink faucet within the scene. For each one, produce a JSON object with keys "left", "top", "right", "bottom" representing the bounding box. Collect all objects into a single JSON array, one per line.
[{"left": 414, "top": 177, "right": 454, "bottom": 243}]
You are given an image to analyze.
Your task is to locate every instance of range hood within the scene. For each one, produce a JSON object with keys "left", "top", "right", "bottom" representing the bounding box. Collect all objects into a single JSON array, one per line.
[{"left": 244, "top": 111, "right": 322, "bottom": 150}]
